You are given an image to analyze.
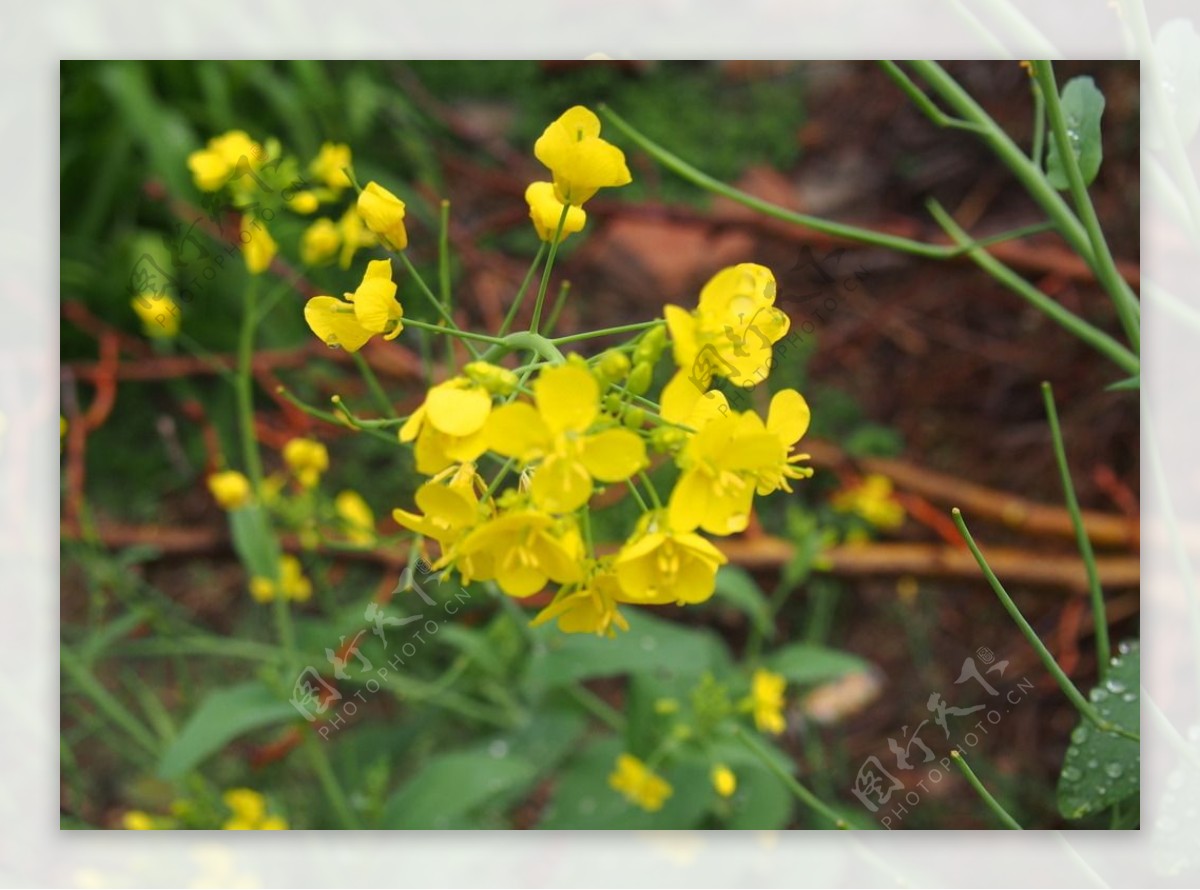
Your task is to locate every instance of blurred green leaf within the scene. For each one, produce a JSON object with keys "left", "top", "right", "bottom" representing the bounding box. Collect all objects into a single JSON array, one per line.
[
  {"left": 712, "top": 566, "right": 773, "bottom": 635},
  {"left": 228, "top": 504, "right": 281, "bottom": 581},
  {"left": 158, "top": 682, "right": 298, "bottom": 779},
  {"left": 1057, "top": 642, "right": 1140, "bottom": 819},
  {"left": 1045, "top": 76, "right": 1105, "bottom": 189},
  {"left": 379, "top": 749, "right": 537, "bottom": 829},
  {"left": 766, "top": 643, "right": 871, "bottom": 686}
]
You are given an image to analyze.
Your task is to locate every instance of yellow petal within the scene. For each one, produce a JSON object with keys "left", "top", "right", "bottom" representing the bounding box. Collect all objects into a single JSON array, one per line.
[
  {"left": 484, "top": 402, "right": 550, "bottom": 458},
  {"left": 425, "top": 384, "right": 491, "bottom": 437},
  {"left": 663, "top": 305, "right": 699, "bottom": 368},
  {"left": 580, "top": 428, "right": 646, "bottom": 482},
  {"left": 304, "top": 296, "right": 374, "bottom": 353},
  {"left": 767, "top": 389, "right": 811, "bottom": 445},
  {"left": 531, "top": 454, "right": 593, "bottom": 513},
  {"left": 534, "top": 365, "right": 598, "bottom": 434},
  {"left": 352, "top": 276, "right": 401, "bottom": 334},
  {"left": 660, "top": 370, "right": 730, "bottom": 429}
]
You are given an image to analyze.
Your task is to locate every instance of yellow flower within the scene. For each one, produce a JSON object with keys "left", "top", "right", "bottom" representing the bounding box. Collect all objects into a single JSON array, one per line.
[
  {"left": 711, "top": 764, "right": 737, "bottom": 798},
  {"left": 751, "top": 668, "right": 787, "bottom": 735},
  {"left": 667, "top": 389, "right": 812, "bottom": 535},
  {"left": 241, "top": 217, "right": 277, "bottom": 275},
  {"left": 121, "top": 810, "right": 156, "bottom": 830},
  {"left": 399, "top": 378, "right": 493, "bottom": 475},
  {"left": 303, "top": 259, "right": 403, "bottom": 353},
  {"left": 250, "top": 554, "right": 312, "bottom": 604},
  {"left": 301, "top": 218, "right": 340, "bottom": 266},
  {"left": 207, "top": 470, "right": 251, "bottom": 510},
  {"left": 664, "top": 263, "right": 789, "bottom": 392},
  {"left": 832, "top": 474, "right": 905, "bottom": 530},
  {"left": 357, "top": 181, "right": 408, "bottom": 250},
  {"left": 309, "top": 142, "right": 353, "bottom": 191},
  {"left": 454, "top": 505, "right": 584, "bottom": 597},
  {"left": 287, "top": 191, "right": 320, "bottom": 214},
  {"left": 221, "top": 788, "right": 288, "bottom": 830},
  {"left": 187, "top": 130, "right": 262, "bottom": 192},
  {"left": 131, "top": 293, "right": 180, "bottom": 338},
  {"left": 485, "top": 364, "right": 647, "bottom": 514},
  {"left": 335, "top": 490, "right": 376, "bottom": 545},
  {"left": 283, "top": 437, "right": 328, "bottom": 488},
  {"left": 393, "top": 463, "right": 488, "bottom": 547},
  {"left": 337, "top": 204, "right": 378, "bottom": 269},
  {"left": 534, "top": 106, "right": 632, "bottom": 205},
  {"left": 608, "top": 754, "right": 672, "bottom": 812},
  {"left": 525, "top": 181, "right": 587, "bottom": 243},
  {"left": 531, "top": 561, "right": 629, "bottom": 637},
  {"left": 613, "top": 511, "right": 726, "bottom": 605}
]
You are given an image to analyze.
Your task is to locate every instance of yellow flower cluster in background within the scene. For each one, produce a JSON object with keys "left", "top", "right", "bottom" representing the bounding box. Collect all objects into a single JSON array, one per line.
[
  {"left": 832, "top": 473, "right": 906, "bottom": 530},
  {"left": 608, "top": 754, "right": 672, "bottom": 812}
]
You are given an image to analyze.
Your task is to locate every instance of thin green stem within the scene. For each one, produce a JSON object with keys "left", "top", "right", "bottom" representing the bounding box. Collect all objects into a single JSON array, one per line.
[
  {"left": 530, "top": 204, "right": 571, "bottom": 334},
  {"left": 951, "top": 508, "right": 1138, "bottom": 742},
  {"left": 552, "top": 319, "right": 664, "bottom": 345},
  {"left": 351, "top": 352, "right": 397, "bottom": 419},
  {"left": 949, "top": 749, "right": 1023, "bottom": 830},
  {"left": 402, "top": 317, "right": 504, "bottom": 345},
  {"left": 1042, "top": 382, "right": 1109, "bottom": 676},
  {"left": 438, "top": 199, "right": 454, "bottom": 369},
  {"left": 735, "top": 727, "right": 852, "bottom": 829},
  {"left": 567, "top": 684, "right": 626, "bottom": 732},
  {"left": 625, "top": 480, "right": 649, "bottom": 512},
  {"left": 543, "top": 280, "right": 571, "bottom": 337},
  {"left": 600, "top": 104, "right": 956, "bottom": 260},
  {"left": 303, "top": 732, "right": 359, "bottom": 829},
  {"left": 1031, "top": 77, "right": 1046, "bottom": 166},
  {"left": 275, "top": 384, "right": 398, "bottom": 446},
  {"left": 638, "top": 470, "right": 663, "bottom": 510},
  {"left": 927, "top": 200, "right": 1138, "bottom": 376},
  {"left": 876, "top": 60, "right": 990, "bottom": 134},
  {"left": 498, "top": 243, "right": 547, "bottom": 338},
  {"left": 1032, "top": 60, "right": 1140, "bottom": 352},
  {"left": 397, "top": 251, "right": 480, "bottom": 359},
  {"left": 478, "top": 330, "right": 566, "bottom": 364},
  {"left": 61, "top": 649, "right": 158, "bottom": 756},
  {"left": 236, "top": 276, "right": 264, "bottom": 486}
]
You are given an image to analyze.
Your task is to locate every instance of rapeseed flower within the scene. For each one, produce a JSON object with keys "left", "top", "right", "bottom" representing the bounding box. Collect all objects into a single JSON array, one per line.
[
  {"left": 187, "top": 130, "right": 262, "bottom": 192},
  {"left": 221, "top": 788, "right": 288, "bottom": 830},
  {"left": 249, "top": 554, "right": 312, "bottom": 604},
  {"left": 398, "top": 377, "right": 493, "bottom": 475},
  {"left": 534, "top": 106, "right": 632, "bottom": 205},
  {"left": 301, "top": 218, "right": 340, "bottom": 266},
  {"left": 282, "top": 437, "right": 329, "bottom": 488},
  {"left": 337, "top": 204, "right": 378, "bottom": 269},
  {"left": 453, "top": 504, "right": 584, "bottom": 597},
  {"left": 207, "top": 470, "right": 251, "bottom": 510},
  {"left": 131, "top": 293, "right": 180, "bottom": 338},
  {"left": 334, "top": 490, "right": 376, "bottom": 545},
  {"left": 711, "top": 764, "right": 737, "bottom": 798},
  {"left": 309, "top": 142, "right": 353, "bottom": 192},
  {"left": 303, "top": 259, "right": 402, "bottom": 353},
  {"left": 485, "top": 363, "right": 646, "bottom": 514},
  {"left": 357, "top": 181, "right": 408, "bottom": 250},
  {"left": 831, "top": 474, "right": 905, "bottom": 530},
  {"left": 241, "top": 217, "right": 277, "bottom": 275},
  {"left": 613, "top": 511, "right": 726, "bottom": 605},
  {"left": 608, "top": 754, "right": 672, "bottom": 812},
  {"left": 531, "top": 560, "right": 629, "bottom": 637},
  {"left": 525, "top": 181, "right": 587, "bottom": 243},
  {"left": 751, "top": 668, "right": 787, "bottom": 735}
]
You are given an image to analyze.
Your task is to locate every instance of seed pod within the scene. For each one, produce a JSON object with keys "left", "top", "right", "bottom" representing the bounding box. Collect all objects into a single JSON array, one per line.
[
  {"left": 603, "top": 393, "right": 623, "bottom": 415},
  {"left": 622, "top": 407, "right": 646, "bottom": 429},
  {"left": 634, "top": 324, "right": 667, "bottom": 366},
  {"left": 596, "top": 349, "right": 631, "bottom": 384},
  {"left": 627, "top": 362, "right": 653, "bottom": 395}
]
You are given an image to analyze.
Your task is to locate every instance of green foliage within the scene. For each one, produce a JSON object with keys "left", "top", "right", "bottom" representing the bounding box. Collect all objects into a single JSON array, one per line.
[
  {"left": 1045, "top": 76, "right": 1105, "bottom": 190},
  {"left": 1057, "top": 642, "right": 1140, "bottom": 820}
]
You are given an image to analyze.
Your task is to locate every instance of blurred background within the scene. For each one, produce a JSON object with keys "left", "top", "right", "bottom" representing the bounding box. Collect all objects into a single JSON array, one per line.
[{"left": 60, "top": 60, "right": 1139, "bottom": 829}]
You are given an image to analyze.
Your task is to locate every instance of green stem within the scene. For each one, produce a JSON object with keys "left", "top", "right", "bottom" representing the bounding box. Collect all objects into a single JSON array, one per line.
[
  {"left": 735, "top": 727, "right": 852, "bottom": 829},
  {"left": 478, "top": 330, "right": 566, "bottom": 364},
  {"left": 1032, "top": 60, "right": 1140, "bottom": 352},
  {"left": 1042, "top": 382, "right": 1109, "bottom": 676},
  {"left": 927, "top": 200, "right": 1138, "bottom": 376},
  {"left": 1030, "top": 77, "right": 1046, "bottom": 166},
  {"left": 600, "top": 104, "right": 956, "bottom": 260},
  {"left": 553, "top": 319, "right": 664, "bottom": 345},
  {"left": 61, "top": 649, "right": 159, "bottom": 756},
  {"left": 951, "top": 508, "right": 1138, "bottom": 742},
  {"left": 275, "top": 384, "right": 398, "bottom": 446},
  {"left": 949, "top": 749, "right": 1023, "bottom": 830},
  {"left": 543, "top": 280, "right": 572, "bottom": 337},
  {"left": 236, "top": 276, "right": 264, "bottom": 486},
  {"left": 530, "top": 203, "right": 571, "bottom": 334},
  {"left": 625, "top": 480, "right": 649, "bottom": 512},
  {"left": 567, "top": 684, "right": 626, "bottom": 732},
  {"left": 397, "top": 251, "right": 480, "bottom": 359},
  {"left": 438, "top": 199, "right": 454, "bottom": 369},
  {"left": 876, "top": 60, "right": 990, "bottom": 134},
  {"left": 351, "top": 352, "right": 397, "bottom": 419},
  {"left": 303, "top": 732, "right": 359, "bottom": 829},
  {"left": 638, "top": 470, "right": 663, "bottom": 510},
  {"left": 402, "top": 317, "right": 504, "bottom": 345},
  {"left": 498, "top": 243, "right": 547, "bottom": 338}
]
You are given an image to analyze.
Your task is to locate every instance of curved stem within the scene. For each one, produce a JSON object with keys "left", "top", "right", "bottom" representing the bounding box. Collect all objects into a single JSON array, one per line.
[
  {"left": 499, "top": 243, "right": 546, "bottom": 337},
  {"left": 950, "top": 749, "right": 1023, "bottom": 830},
  {"left": 530, "top": 204, "right": 571, "bottom": 334},
  {"left": 479, "top": 330, "right": 565, "bottom": 365},
  {"left": 736, "top": 727, "right": 853, "bottom": 829}
]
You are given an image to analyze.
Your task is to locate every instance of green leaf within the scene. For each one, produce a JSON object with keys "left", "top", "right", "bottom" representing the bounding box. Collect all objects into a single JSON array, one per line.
[
  {"left": 521, "top": 610, "right": 730, "bottom": 696},
  {"left": 538, "top": 737, "right": 711, "bottom": 829},
  {"left": 1106, "top": 374, "right": 1139, "bottom": 392},
  {"left": 711, "top": 566, "right": 773, "bottom": 635},
  {"left": 158, "top": 682, "right": 298, "bottom": 779},
  {"left": 379, "top": 749, "right": 537, "bottom": 829},
  {"left": 228, "top": 504, "right": 281, "bottom": 581},
  {"left": 1045, "top": 76, "right": 1106, "bottom": 190},
  {"left": 1057, "top": 642, "right": 1140, "bottom": 819},
  {"left": 766, "top": 643, "right": 872, "bottom": 686}
]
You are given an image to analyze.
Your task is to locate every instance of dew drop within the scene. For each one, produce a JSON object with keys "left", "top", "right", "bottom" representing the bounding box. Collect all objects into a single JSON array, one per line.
[
  {"left": 1061, "top": 766, "right": 1082, "bottom": 782},
  {"left": 1087, "top": 758, "right": 1100, "bottom": 770},
  {"left": 1104, "top": 763, "right": 1124, "bottom": 779},
  {"left": 1122, "top": 692, "right": 1137, "bottom": 703},
  {"left": 1105, "top": 678, "right": 1127, "bottom": 694},
  {"left": 1089, "top": 687, "right": 1109, "bottom": 703},
  {"left": 1096, "top": 785, "right": 1107, "bottom": 796},
  {"left": 640, "top": 636, "right": 657, "bottom": 652},
  {"left": 1071, "top": 726, "right": 1089, "bottom": 745},
  {"left": 488, "top": 739, "right": 509, "bottom": 759}
]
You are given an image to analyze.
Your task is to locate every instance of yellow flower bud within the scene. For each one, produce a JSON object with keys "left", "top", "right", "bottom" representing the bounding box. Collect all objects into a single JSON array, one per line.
[
  {"left": 287, "top": 191, "right": 320, "bottom": 214},
  {"left": 301, "top": 218, "right": 341, "bottom": 266},
  {"left": 357, "top": 181, "right": 408, "bottom": 250},
  {"left": 131, "top": 293, "right": 181, "bottom": 338},
  {"left": 241, "top": 217, "right": 277, "bottom": 275},
  {"left": 207, "top": 470, "right": 251, "bottom": 510},
  {"left": 283, "top": 438, "right": 328, "bottom": 488},
  {"left": 711, "top": 764, "right": 737, "bottom": 798}
]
